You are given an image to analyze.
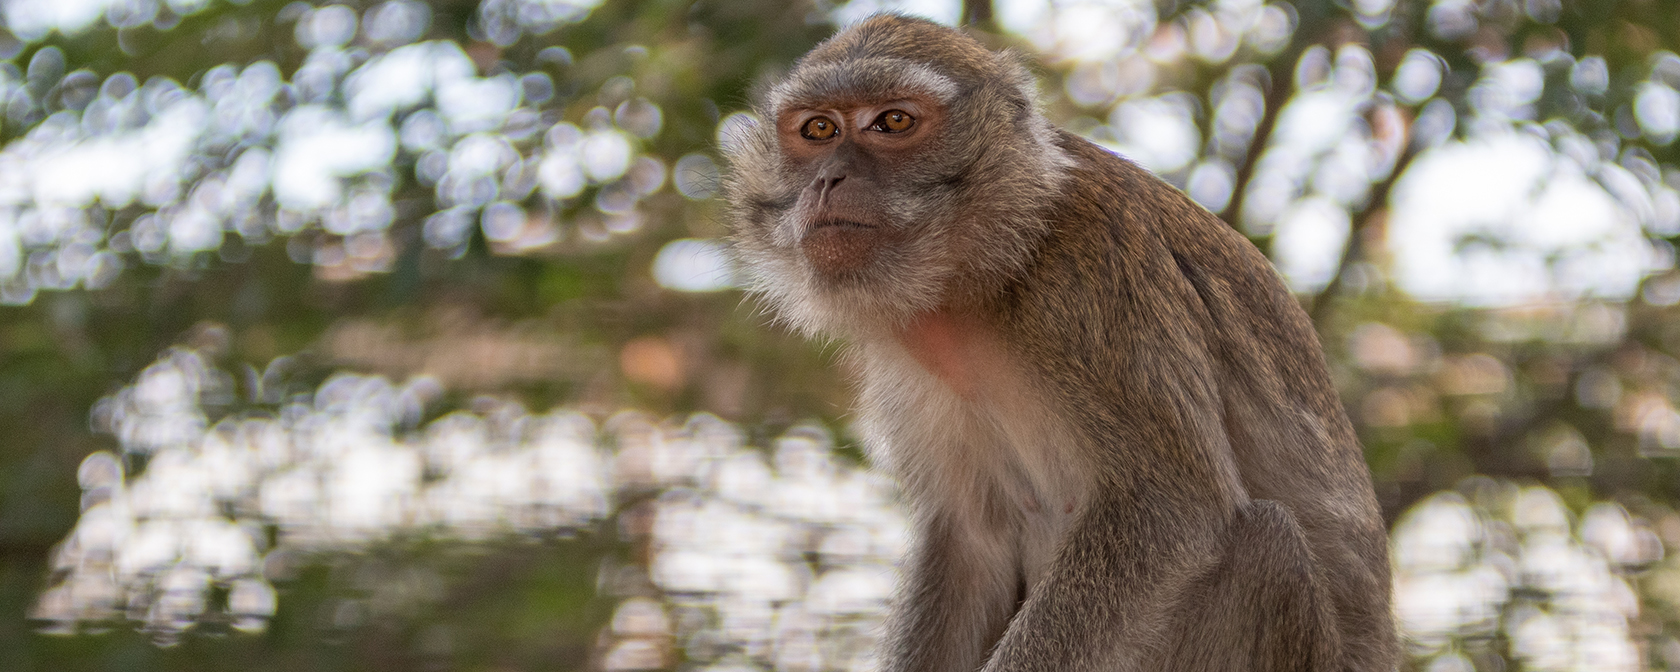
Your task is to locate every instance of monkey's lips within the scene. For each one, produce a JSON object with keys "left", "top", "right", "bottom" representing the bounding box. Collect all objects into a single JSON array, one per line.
[{"left": 801, "top": 219, "right": 885, "bottom": 276}]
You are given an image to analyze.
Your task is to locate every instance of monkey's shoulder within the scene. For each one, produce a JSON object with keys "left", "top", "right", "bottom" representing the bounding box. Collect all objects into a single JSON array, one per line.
[
  {"left": 1007, "top": 132, "right": 1340, "bottom": 411},
  {"left": 1048, "top": 131, "right": 1264, "bottom": 265},
  {"left": 1033, "top": 132, "right": 1303, "bottom": 323}
]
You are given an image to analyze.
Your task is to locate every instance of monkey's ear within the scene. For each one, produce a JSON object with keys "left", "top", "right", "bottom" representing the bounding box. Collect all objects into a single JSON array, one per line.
[
  {"left": 994, "top": 48, "right": 1048, "bottom": 83},
  {"left": 745, "top": 64, "right": 793, "bottom": 113},
  {"left": 955, "top": 21, "right": 1008, "bottom": 50},
  {"left": 986, "top": 48, "right": 1050, "bottom": 113}
]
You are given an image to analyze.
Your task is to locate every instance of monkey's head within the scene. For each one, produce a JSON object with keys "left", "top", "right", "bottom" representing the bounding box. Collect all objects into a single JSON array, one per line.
[{"left": 722, "top": 14, "right": 1072, "bottom": 337}]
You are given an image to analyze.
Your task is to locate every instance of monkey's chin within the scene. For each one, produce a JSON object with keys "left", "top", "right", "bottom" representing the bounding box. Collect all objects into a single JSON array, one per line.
[{"left": 800, "top": 221, "right": 883, "bottom": 276}]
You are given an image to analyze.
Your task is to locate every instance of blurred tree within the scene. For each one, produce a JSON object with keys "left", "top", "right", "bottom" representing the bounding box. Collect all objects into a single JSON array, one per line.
[{"left": 5, "top": 0, "right": 1680, "bottom": 670}]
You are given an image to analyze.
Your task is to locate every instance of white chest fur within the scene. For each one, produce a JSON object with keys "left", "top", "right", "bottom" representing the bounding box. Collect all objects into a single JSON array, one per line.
[{"left": 856, "top": 329, "right": 1092, "bottom": 594}]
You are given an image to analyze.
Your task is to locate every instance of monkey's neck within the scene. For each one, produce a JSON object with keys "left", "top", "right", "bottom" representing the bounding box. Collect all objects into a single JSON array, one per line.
[{"left": 894, "top": 310, "right": 1001, "bottom": 399}]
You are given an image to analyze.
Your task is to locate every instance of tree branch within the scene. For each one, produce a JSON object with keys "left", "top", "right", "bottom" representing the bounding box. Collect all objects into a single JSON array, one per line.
[
  {"left": 1306, "top": 143, "right": 1419, "bottom": 327},
  {"left": 1218, "top": 56, "right": 1296, "bottom": 228},
  {"left": 1219, "top": 11, "right": 1350, "bottom": 229},
  {"left": 962, "top": 0, "right": 994, "bottom": 29}
]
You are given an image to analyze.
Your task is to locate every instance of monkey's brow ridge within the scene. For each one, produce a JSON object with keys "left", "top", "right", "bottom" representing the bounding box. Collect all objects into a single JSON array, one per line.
[{"left": 766, "top": 58, "right": 959, "bottom": 113}]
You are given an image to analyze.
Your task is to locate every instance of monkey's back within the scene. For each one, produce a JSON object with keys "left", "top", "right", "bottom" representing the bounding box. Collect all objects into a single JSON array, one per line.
[{"left": 1000, "top": 131, "right": 1398, "bottom": 671}]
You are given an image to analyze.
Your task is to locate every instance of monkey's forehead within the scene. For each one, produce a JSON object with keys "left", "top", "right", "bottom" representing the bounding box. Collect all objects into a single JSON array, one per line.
[
  {"left": 766, "top": 58, "right": 960, "bottom": 114},
  {"left": 807, "top": 14, "right": 996, "bottom": 76}
]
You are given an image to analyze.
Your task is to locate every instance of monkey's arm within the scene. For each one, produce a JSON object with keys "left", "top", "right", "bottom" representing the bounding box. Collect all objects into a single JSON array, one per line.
[
  {"left": 977, "top": 494, "right": 1340, "bottom": 672},
  {"left": 879, "top": 508, "right": 1021, "bottom": 672},
  {"left": 977, "top": 471, "right": 1234, "bottom": 672}
]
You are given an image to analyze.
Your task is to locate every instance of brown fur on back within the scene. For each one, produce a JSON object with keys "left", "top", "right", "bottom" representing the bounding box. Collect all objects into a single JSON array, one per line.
[{"left": 997, "top": 132, "right": 1396, "bottom": 670}]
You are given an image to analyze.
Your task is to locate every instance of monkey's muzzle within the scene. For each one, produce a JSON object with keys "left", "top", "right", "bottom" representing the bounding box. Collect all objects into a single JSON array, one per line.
[{"left": 801, "top": 220, "right": 884, "bottom": 276}]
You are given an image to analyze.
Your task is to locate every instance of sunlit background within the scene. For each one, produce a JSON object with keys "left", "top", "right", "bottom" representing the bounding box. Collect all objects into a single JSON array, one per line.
[{"left": 2, "top": 0, "right": 1680, "bottom": 670}]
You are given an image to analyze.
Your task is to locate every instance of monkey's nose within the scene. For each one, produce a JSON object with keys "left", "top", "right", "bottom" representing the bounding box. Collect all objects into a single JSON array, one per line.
[{"left": 814, "top": 175, "right": 845, "bottom": 204}]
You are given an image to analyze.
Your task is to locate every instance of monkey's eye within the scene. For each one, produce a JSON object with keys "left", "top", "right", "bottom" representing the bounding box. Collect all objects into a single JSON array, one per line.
[
  {"left": 872, "top": 110, "right": 915, "bottom": 133},
  {"left": 801, "top": 117, "right": 839, "bottom": 140}
]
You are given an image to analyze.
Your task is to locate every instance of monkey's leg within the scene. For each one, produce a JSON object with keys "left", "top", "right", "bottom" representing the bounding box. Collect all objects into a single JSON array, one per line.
[
  {"left": 878, "top": 510, "right": 1021, "bottom": 672},
  {"left": 1162, "top": 499, "right": 1340, "bottom": 672},
  {"left": 976, "top": 487, "right": 1234, "bottom": 672}
]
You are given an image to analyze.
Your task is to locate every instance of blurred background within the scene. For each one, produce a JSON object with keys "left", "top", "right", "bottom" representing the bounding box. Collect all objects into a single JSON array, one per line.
[{"left": 0, "top": 0, "right": 1676, "bottom": 669}]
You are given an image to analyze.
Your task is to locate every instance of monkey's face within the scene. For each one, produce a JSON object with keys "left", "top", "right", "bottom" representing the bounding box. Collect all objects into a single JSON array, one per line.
[
  {"left": 775, "top": 97, "right": 945, "bottom": 278},
  {"left": 722, "top": 71, "right": 979, "bottom": 337},
  {"left": 722, "top": 16, "right": 1073, "bottom": 338}
]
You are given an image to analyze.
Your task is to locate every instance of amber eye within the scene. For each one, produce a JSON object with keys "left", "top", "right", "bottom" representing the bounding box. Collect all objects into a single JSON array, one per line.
[
  {"left": 801, "top": 116, "right": 839, "bottom": 140},
  {"left": 872, "top": 110, "right": 914, "bottom": 133}
]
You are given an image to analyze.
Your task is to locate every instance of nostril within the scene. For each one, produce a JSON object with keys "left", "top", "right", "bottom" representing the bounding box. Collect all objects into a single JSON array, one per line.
[{"left": 813, "top": 174, "right": 846, "bottom": 204}]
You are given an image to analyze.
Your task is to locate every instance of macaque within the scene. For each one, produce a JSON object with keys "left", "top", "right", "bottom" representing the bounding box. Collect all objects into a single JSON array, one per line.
[{"left": 722, "top": 14, "right": 1396, "bottom": 672}]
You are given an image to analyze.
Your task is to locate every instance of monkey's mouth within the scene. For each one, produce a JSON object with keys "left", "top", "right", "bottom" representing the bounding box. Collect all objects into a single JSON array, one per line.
[
  {"left": 810, "top": 218, "right": 877, "bottom": 230},
  {"left": 801, "top": 219, "right": 885, "bottom": 275}
]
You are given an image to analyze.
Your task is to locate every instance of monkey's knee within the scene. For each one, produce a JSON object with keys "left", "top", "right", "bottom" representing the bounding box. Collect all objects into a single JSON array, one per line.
[
  {"left": 1229, "top": 500, "right": 1313, "bottom": 575},
  {"left": 1165, "top": 500, "right": 1337, "bottom": 672},
  {"left": 1225, "top": 500, "right": 1338, "bottom": 672}
]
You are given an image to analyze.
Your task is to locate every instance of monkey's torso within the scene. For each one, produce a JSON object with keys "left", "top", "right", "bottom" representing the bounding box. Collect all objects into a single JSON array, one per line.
[
  {"left": 855, "top": 131, "right": 1395, "bottom": 671},
  {"left": 863, "top": 307, "right": 1091, "bottom": 597}
]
